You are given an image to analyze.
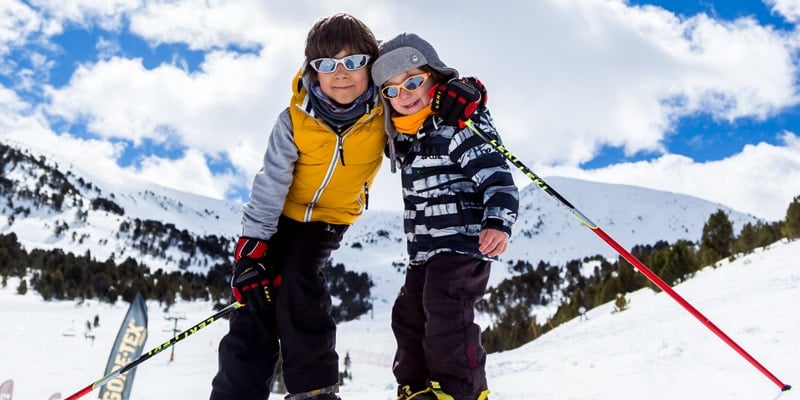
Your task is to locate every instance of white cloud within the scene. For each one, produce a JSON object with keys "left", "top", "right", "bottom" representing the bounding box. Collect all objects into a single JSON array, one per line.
[
  {"left": 0, "top": 1, "right": 41, "bottom": 57},
  {"left": 43, "top": 48, "right": 297, "bottom": 176},
  {"left": 129, "top": 1, "right": 280, "bottom": 51},
  {"left": 0, "top": 105, "right": 127, "bottom": 188},
  {"left": 445, "top": 1, "right": 800, "bottom": 166},
  {"left": 133, "top": 147, "right": 238, "bottom": 199},
  {"left": 0, "top": 94, "right": 236, "bottom": 201},
  {"left": 766, "top": 0, "right": 800, "bottom": 23},
  {"left": 25, "top": 0, "right": 140, "bottom": 32},
  {"left": 0, "top": 86, "right": 39, "bottom": 129},
  {"left": 543, "top": 132, "right": 800, "bottom": 221}
]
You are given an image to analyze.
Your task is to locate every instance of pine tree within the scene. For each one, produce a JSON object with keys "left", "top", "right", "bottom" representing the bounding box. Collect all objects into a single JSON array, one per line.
[
  {"left": 732, "top": 222, "right": 757, "bottom": 255},
  {"left": 753, "top": 221, "right": 783, "bottom": 248},
  {"left": 699, "top": 209, "right": 733, "bottom": 266},
  {"left": 783, "top": 195, "right": 800, "bottom": 240},
  {"left": 481, "top": 302, "right": 535, "bottom": 352},
  {"left": 657, "top": 240, "right": 698, "bottom": 285},
  {"left": 16, "top": 278, "right": 27, "bottom": 295},
  {"left": 613, "top": 293, "right": 629, "bottom": 312}
]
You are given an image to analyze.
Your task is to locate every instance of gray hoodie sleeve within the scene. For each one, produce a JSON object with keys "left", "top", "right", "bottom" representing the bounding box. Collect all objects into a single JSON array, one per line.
[{"left": 241, "top": 108, "right": 297, "bottom": 241}]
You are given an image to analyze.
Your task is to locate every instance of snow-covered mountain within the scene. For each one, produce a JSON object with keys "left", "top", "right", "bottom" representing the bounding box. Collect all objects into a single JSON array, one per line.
[
  {"left": 2, "top": 137, "right": 764, "bottom": 302},
  {"left": 1, "top": 139, "right": 242, "bottom": 274},
  {"left": 2, "top": 137, "right": 767, "bottom": 301}
]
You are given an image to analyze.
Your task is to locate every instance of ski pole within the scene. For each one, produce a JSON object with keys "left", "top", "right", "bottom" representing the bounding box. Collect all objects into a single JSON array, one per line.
[
  {"left": 464, "top": 119, "right": 791, "bottom": 392},
  {"left": 64, "top": 301, "right": 244, "bottom": 400}
]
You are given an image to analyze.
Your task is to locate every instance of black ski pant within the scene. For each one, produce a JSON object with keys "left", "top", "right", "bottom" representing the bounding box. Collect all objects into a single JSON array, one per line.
[
  {"left": 210, "top": 216, "right": 347, "bottom": 399},
  {"left": 391, "top": 252, "right": 491, "bottom": 397}
]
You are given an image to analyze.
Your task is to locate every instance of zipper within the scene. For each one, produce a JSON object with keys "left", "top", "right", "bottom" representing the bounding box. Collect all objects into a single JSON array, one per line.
[
  {"left": 304, "top": 144, "right": 339, "bottom": 221},
  {"left": 364, "top": 182, "right": 369, "bottom": 210},
  {"left": 338, "top": 138, "right": 346, "bottom": 166},
  {"left": 294, "top": 103, "right": 379, "bottom": 220}
]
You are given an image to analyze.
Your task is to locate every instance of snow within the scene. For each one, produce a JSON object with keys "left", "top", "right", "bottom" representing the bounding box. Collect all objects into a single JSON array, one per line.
[{"left": 1, "top": 240, "right": 798, "bottom": 399}]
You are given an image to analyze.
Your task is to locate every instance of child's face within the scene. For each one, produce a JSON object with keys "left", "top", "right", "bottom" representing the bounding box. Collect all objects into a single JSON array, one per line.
[
  {"left": 316, "top": 50, "right": 370, "bottom": 105},
  {"left": 383, "top": 68, "right": 435, "bottom": 116}
]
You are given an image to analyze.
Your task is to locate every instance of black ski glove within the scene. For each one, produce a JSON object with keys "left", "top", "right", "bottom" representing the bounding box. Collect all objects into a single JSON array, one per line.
[
  {"left": 430, "top": 77, "right": 488, "bottom": 128},
  {"left": 230, "top": 237, "right": 281, "bottom": 311}
]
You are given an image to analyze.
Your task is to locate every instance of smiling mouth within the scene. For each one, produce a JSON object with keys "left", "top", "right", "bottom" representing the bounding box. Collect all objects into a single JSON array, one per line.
[{"left": 402, "top": 99, "right": 420, "bottom": 109}]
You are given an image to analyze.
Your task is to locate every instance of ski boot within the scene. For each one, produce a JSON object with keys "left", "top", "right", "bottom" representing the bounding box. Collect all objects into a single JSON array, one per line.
[
  {"left": 428, "top": 381, "right": 490, "bottom": 400},
  {"left": 397, "top": 383, "right": 436, "bottom": 399},
  {"left": 284, "top": 384, "right": 340, "bottom": 400}
]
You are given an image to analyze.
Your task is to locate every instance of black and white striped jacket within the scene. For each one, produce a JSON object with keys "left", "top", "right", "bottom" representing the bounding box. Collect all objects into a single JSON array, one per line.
[{"left": 392, "top": 109, "right": 519, "bottom": 265}]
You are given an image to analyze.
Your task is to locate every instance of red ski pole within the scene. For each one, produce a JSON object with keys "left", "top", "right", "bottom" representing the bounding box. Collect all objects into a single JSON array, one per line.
[{"left": 464, "top": 120, "right": 791, "bottom": 392}]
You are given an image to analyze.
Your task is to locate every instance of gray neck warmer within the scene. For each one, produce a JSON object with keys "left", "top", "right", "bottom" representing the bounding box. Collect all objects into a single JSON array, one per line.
[{"left": 307, "top": 80, "right": 376, "bottom": 134}]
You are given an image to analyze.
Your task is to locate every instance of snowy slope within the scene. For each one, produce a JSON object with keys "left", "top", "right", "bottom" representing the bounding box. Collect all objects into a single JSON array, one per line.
[{"left": 0, "top": 240, "right": 797, "bottom": 399}]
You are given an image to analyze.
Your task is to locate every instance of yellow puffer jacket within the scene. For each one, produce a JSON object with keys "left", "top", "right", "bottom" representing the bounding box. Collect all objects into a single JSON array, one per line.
[{"left": 283, "top": 72, "right": 385, "bottom": 225}]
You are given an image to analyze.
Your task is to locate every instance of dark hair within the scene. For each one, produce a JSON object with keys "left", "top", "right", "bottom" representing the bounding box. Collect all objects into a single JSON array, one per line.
[
  {"left": 420, "top": 65, "right": 447, "bottom": 85},
  {"left": 304, "top": 13, "right": 379, "bottom": 78}
]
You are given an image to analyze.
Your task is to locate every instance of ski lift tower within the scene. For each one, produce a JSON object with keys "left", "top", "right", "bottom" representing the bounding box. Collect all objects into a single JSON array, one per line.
[{"left": 163, "top": 314, "right": 187, "bottom": 362}]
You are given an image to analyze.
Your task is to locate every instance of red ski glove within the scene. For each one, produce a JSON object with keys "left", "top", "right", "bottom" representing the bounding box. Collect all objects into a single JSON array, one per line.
[
  {"left": 430, "top": 77, "right": 488, "bottom": 128},
  {"left": 230, "top": 237, "right": 281, "bottom": 310}
]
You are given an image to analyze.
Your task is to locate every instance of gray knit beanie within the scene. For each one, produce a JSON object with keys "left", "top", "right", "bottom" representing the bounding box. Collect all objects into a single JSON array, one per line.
[{"left": 372, "top": 32, "right": 458, "bottom": 87}]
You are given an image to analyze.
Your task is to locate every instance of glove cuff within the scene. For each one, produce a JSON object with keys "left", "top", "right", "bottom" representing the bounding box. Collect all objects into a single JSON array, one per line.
[{"left": 234, "top": 237, "right": 268, "bottom": 261}]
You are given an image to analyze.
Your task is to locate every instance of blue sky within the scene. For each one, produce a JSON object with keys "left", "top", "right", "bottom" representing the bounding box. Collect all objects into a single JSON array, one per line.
[
  {"left": 1, "top": 0, "right": 800, "bottom": 220},
  {"left": 600, "top": 0, "right": 799, "bottom": 162},
  {"left": 579, "top": 0, "right": 799, "bottom": 168}
]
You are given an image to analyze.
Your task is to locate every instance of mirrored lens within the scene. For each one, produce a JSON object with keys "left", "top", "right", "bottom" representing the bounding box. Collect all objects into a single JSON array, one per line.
[
  {"left": 346, "top": 54, "right": 369, "bottom": 69},
  {"left": 382, "top": 86, "right": 400, "bottom": 98},
  {"left": 315, "top": 59, "right": 336, "bottom": 72},
  {"left": 381, "top": 73, "right": 429, "bottom": 99},
  {"left": 403, "top": 76, "right": 425, "bottom": 91},
  {"left": 310, "top": 54, "right": 370, "bottom": 73}
]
